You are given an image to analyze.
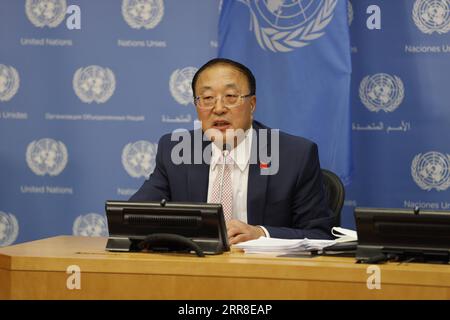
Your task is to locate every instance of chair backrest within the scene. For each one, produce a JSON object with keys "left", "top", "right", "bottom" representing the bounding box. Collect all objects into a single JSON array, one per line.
[{"left": 321, "top": 169, "right": 345, "bottom": 227}]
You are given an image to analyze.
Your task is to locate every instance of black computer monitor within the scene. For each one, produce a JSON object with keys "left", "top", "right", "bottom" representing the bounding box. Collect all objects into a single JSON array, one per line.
[
  {"left": 105, "top": 200, "right": 229, "bottom": 255},
  {"left": 355, "top": 207, "right": 450, "bottom": 263}
]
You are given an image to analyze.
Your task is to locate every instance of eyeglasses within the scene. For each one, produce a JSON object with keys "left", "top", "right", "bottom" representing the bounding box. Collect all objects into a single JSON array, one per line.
[{"left": 194, "top": 93, "right": 253, "bottom": 110}]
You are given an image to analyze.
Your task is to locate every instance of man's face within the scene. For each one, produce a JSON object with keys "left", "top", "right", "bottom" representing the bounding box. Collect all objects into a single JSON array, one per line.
[{"left": 194, "top": 64, "right": 256, "bottom": 146}]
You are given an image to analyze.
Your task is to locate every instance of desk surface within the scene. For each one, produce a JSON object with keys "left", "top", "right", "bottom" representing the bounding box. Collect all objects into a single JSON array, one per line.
[{"left": 1, "top": 236, "right": 449, "bottom": 299}]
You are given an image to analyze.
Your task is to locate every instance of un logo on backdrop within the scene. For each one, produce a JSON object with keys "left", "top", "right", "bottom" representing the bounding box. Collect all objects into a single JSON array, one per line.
[
  {"left": 169, "top": 67, "right": 198, "bottom": 105},
  {"left": 359, "top": 73, "right": 404, "bottom": 112},
  {"left": 412, "top": 0, "right": 450, "bottom": 34},
  {"left": 26, "top": 138, "right": 68, "bottom": 176},
  {"left": 25, "top": 0, "right": 67, "bottom": 28},
  {"left": 73, "top": 66, "right": 116, "bottom": 104},
  {"left": 412, "top": 151, "right": 450, "bottom": 191},
  {"left": 122, "top": 141, "right": 158, "bottom": 178},
  {"left": 0, "top": 64, "right": 20, "bottom": 102},
  {"left": 243, "top": 0, "right": 338, "bottom": 52},
  {"left": 0, "top": 212, "right": 19, "bottom": 247},
  {"left": 122, "top": 0, "right": 164, "bottom": 29},
  {"left": 73, "top": 213, "right": 108, "bottom": 237}
]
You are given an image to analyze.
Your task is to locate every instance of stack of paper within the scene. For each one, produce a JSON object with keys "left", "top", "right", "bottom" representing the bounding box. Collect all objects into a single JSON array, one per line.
[{"left": 234, "top": 237, "right": 336, "bottom": 255}]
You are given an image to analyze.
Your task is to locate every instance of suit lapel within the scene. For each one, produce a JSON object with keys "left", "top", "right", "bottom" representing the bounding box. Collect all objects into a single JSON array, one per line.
[
  {"left": 187, "top": 163, "right": 209, "bottom": 202},
  {"left": 187, "top": 136, "right": 211, "bottom": 202},
  {"left": 247, "top": 124, "right": 269, "bottom": 225}
]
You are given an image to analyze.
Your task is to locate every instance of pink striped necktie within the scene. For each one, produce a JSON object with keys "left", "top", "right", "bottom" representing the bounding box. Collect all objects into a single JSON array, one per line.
[{"left": 210, "top": 152, "right": 233, "bottom": 221}]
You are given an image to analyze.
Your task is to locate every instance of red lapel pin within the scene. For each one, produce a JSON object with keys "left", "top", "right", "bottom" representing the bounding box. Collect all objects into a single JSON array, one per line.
[{"left": 259, "top": 162, "right": 269, "bottom": 169}]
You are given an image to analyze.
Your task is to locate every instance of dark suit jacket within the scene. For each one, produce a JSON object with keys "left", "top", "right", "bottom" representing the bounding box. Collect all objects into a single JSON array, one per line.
[{"left": 130, "top": 120, "right": 334, "bottom": 239}]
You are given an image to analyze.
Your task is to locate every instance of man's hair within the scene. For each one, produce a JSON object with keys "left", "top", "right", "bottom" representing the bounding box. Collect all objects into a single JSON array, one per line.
[{"left": 191, "top": 58, "right": 256, "bottom": 97}]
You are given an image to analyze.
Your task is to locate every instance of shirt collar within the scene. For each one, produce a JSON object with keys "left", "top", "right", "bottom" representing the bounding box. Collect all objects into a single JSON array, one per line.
[{"left": 210, "top": 127, "right": 253, "bottom": 172}]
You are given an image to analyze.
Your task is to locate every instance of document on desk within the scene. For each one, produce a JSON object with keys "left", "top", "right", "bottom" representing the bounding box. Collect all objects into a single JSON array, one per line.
[
  {"left": 234, "top": 237, "right": 336, "bottom": 255},
  {"left": 331, "top": 227, "right": 358, "bottom": 243}
]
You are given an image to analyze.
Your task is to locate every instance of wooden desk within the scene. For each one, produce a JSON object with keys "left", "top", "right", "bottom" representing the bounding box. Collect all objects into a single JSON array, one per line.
[{"left": 0, "top": 236, "right": 449, "bottom": 299}]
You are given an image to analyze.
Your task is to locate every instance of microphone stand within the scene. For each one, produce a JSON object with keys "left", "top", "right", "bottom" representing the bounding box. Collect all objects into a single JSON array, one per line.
[{"left": 218, "top": 144, "right": 230, "bottom": 206}]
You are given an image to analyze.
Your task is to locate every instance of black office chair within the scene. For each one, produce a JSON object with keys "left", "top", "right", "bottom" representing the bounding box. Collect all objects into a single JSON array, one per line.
[{"left": 321, "top": 169, "right": 345, "bottom": 227}]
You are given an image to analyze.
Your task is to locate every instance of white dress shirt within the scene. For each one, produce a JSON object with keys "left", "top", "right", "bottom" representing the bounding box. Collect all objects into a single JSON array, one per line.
[{"left": 207, "top": 127, "right": 269, "bottom": 237}]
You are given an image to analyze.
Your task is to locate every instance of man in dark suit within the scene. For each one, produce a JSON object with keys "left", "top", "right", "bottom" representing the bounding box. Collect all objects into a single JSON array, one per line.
[{"left": 131, "top": 58, "right": 334, "bottom": 244}]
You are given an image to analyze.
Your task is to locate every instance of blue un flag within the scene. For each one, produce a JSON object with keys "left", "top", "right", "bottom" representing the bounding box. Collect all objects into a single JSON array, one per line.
[{"left": 218, "top": 0, "right": 352, "bottom": 184}]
